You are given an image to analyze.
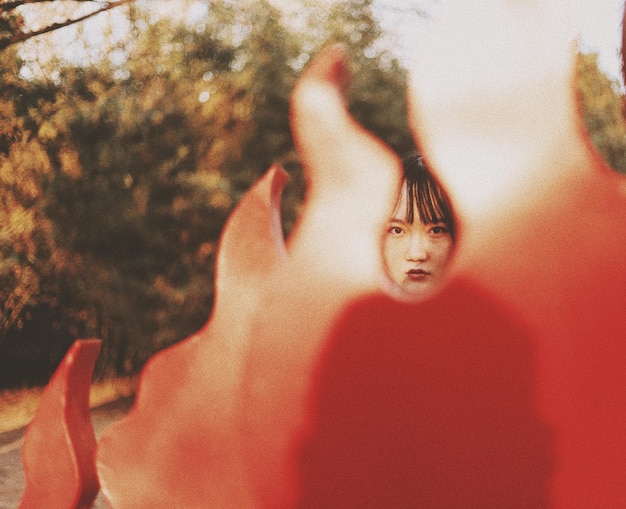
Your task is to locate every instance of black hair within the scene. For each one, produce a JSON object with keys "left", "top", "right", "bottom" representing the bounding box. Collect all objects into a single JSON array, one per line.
[{"left": 402, "top": 152, "right": 456, "bottom": 240}]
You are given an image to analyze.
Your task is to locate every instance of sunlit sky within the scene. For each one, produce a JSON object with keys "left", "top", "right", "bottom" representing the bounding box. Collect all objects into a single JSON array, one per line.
[
  {"left": 571, "top": 0, "right": 624, "bottom": 80},
  {"left": 374, "top": 0, "right": 625, "bottom": 83},
  {"left": 18, "top": 0, "right": 626, "bottom": 84}
]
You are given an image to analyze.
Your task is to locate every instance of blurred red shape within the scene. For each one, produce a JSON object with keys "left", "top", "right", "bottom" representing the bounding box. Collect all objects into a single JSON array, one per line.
[
  {"left": 96, "top": 165, "right": 289, "bottom": 508},
  {"left": 19, "top": 2, "right": 626, "bottom": 508},
  {"left": 19, "top": 339, "right": 101, "bottom": 509}
]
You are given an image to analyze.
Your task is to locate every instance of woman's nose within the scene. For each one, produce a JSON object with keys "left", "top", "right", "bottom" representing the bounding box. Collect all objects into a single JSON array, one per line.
[{"left": 405, "top": 233, "right": 429, "bottom": 261}]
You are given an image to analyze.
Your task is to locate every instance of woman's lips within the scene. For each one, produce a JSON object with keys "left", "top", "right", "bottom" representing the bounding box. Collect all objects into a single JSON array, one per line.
[{"left": 407, "top": 268, "right": 429, "bottom": 281}]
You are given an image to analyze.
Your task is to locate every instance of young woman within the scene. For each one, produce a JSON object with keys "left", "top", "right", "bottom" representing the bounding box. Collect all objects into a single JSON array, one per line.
[{"left": 383, "top": 152, "right": 455, "bottom": 298}]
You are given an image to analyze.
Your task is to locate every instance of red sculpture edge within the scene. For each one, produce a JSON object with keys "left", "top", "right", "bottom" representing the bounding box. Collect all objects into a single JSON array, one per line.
[{"left": 19, "top": 339, "right": 102, "bottom": 509}]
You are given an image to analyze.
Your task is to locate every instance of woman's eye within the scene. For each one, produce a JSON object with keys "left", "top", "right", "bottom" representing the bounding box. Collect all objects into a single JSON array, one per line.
[
  {"left": 430, "top": 225, "right": 449, "bottom": 235},
  {"left": 388, "top": 226, "right": 404, "bottom": 235}
]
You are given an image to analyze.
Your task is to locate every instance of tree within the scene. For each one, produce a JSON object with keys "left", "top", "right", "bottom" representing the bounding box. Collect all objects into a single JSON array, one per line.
[
  {"left": 0, "top": 43, "right": 90, "bottom": 386},
  {"left": 0, "top": 0, "right": 134, "bottom": 51},
  {"left": 37, "top": 0, "right": 301, "bottom": 376},
  {"left": 576, "top": 51, "right": 626, "bottom": 174},
  {"left": 4, "top": 0, "right": 622, "bottom": 388},
  {"left": 0, "top": 0, "right": 418, "bottom": 386}
]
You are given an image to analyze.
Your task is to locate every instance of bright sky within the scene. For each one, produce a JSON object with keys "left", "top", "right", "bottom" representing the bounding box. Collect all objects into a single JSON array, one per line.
[
  {"left": 374, "top": 0, "right": 625, "bottom": 83},
  {"left": 574, "top": 0, "right": 624, "bottom": 81},
  {"left": 17, "top": 0, "right": 626, "bottom": 85}
]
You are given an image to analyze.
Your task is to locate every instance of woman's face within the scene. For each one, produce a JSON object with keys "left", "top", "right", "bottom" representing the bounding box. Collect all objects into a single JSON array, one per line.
[{"left": 383, "top": 185, "right": 454, "bottom": 297}]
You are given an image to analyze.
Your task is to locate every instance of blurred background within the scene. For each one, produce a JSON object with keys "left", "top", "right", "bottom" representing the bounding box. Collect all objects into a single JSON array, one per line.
[{"left": 0, "top": 0, "right": 624, "bottom": 388}]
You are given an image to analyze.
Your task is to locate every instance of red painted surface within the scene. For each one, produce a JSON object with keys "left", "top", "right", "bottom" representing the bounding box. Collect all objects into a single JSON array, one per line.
[
  {"left": 19, "top": 2, "right": 626, "bottom": 507},
  {"left": 406, "top": 4, "right": 626, "bottom": 506},
  {"left": 19, "top": 339, "right": 101, "bottom": 509},
  {"left": 96, "top": 165, "right": 289, "bottom": 508}
]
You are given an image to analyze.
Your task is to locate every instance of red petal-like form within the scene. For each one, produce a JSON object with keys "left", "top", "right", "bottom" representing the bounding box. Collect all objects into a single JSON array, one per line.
[
  {"left": 96, "top": 165, "right": 289, "bottom": 508},
  {"left": 241, "top": 45, "right": 403, "bottom": 507},
  {"left": 19, "top": 339, "right": 101, "bottom": 509},
  {"left": 407, "top": 3, "right": 626, "bottom": 506},
  {"left": 26, "top": 3, "right": 626, "bottom": 508},
  {"left": 97, "top": 44, "right": 402, "bottom": 508},
  {"left": 297, "top": 281, "right": 555, "bottom": 508}
]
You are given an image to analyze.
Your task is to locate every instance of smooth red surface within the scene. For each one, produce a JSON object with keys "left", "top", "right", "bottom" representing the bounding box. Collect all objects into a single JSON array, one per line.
[
  {"left": 96, "top": 165, "right": 289, "bottom": 508},
  {"left": 19, "top": 2, "right": 626, "bottom": 507},
  {"left": 298, "top": 285, "right": 554, "bottom": 508},
  {"left": 19, "top": 339, "right": 101, "bottom": 509}
]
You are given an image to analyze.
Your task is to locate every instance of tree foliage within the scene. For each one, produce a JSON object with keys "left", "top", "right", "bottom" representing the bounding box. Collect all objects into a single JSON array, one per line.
[
  {"left": 576, "top": 51, "right": 626, "bottom": 173},
  {"left": 0, "top": 0, "right": 623, "bottom": 387},
  {"left": 0, "top": 0, "right": 411, "bottom": 387}
]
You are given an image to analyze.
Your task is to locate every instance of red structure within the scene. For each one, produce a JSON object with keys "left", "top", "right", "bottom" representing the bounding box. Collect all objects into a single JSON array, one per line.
[
  {"left": 19, "top": 340, "right": 101, "bottom": 509},
  {"left": 18, "top": 2, "right": 626, "bottom": 507}
]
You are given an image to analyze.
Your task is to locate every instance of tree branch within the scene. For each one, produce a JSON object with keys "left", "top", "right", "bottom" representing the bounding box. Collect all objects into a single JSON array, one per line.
[
  {"left": 1, "top": 0, "right": 124, "bottom": 15},
  {"left": 0, "top": 0, "right": 135, "bottom": 50}
]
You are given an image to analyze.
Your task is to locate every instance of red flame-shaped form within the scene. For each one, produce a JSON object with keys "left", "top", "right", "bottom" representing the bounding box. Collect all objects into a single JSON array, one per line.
[
  {"left": 18, "top": 1, "right": 626, "bottom": 508},
  {"left": 19, "top": 340, "right": 101, "bottom": 509}
]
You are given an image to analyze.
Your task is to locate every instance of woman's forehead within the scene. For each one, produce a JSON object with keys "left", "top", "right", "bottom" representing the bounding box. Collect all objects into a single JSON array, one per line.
[
  {"left": 391, "top": 188, "right": 411, "bottom": 219},
  {"left": 392, "top": 182, "right": 447, "bottom": 223}
]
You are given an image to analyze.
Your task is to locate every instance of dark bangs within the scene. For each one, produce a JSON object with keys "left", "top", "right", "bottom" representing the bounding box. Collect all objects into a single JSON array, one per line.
[{"left": 403, "top": 153, "right": 455, "bottom": 239}]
